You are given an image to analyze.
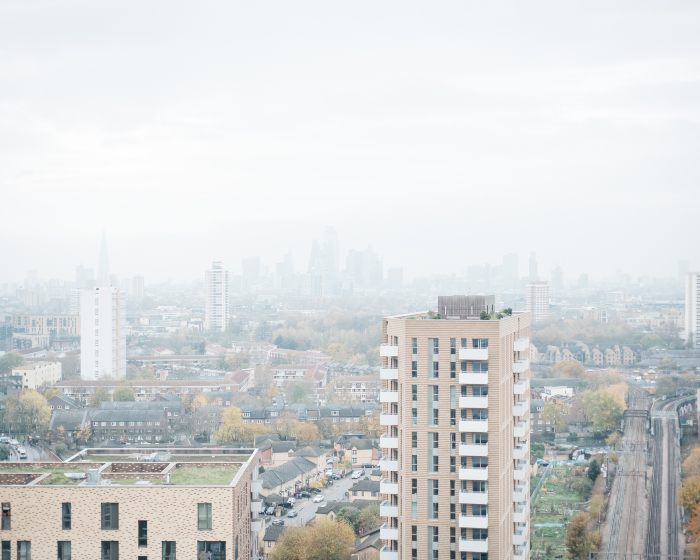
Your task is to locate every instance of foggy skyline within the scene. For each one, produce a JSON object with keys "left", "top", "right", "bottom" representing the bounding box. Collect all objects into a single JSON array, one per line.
[{"left": 1, "top": 1, "right": 699, "bottom": 282}]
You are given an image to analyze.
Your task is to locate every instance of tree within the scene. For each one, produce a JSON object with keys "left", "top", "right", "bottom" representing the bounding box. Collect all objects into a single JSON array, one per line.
[
  {"left": 75, "top": 424, "right": 93, "bottom": 446},
  {"left": 566, "top": 512, "right": 592, "bottom": 559},
  {"left": 0, "top": 445, "right": 9, "bottom": 460},
  {"left": 0, "top": 353, "right": 23, "bottom": 373},
  {"left": 214, "top": 407, "right": 264, "bottom": 444},
  {"left": 554, "top": 359, "right": 586, "bottom": 378},
  {"left": 271, "top": 518, "right": 355, "bottom": 560},
  {"left": 4, "top": 390, "right": 51, "bottom": 435},
  {"left": 542, "top": 402, "right": 569, "bottom": 433},
  {"left": 306, "top": 518, "right": 356, "bottom": 560},
  {"left": 357, "top": 504, "right": 380, "bottom": 536},
  {"left": 582, "top": 389, "right": 623, "bottom": 436},
  {"left": 336, "top": 506, "right": 361, "bottom": 533},
  {"left": 190, "top": 394, "right": 209, "bottom": 413},
  {"left": 90, "top": 387, "right": 111, "bottom": 407},
  {"left": 684, "top": 448, "right": 700, "bottom": 477},
  {"left": 42, "top": 387, "right": 63, "bottom": 401},
  {"left": 270, "top": 527, "right": 308, "bottom": 560},
  {"left": 680, "top": 476, "right": 700, "bottom": 512},
  {"left": 588, "top": 459, "right": 601, "bottom": 482},
  {"left": 112, "top": 386, "right": 135, "bottom": 402}
]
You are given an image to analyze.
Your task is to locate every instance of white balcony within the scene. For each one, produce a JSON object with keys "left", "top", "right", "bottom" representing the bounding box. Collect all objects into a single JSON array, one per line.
[
  {"left": 514, "top": 462, "right": 528, "bottom": 481},
  {"left": 251, "top": 479, "right": 262, "bottom": 494},
  {"left": 513, "top": 445, "right": 527, "bottom": 460},
  {"left": 380, "top": 344, "right": 399, "bottom": 357},
  {"left": 460, "top": 491, "right": 489, "bottom": 505},
  {"left": 459, "top": 539, "right": 489, "bottom": 553},
  {"left": 380, "top": 459, "right": 399, "bottom": 472},
  {"left": 380, "top": 546, "right": 399, "bottom": 560},
  {"left": 459, "top": 419, "right": 489, "bottom": 433},
  {"left": 459, "top": 348, "right": 489, "bottom": 361},
  {"left": 380, "top": 413, "right": 399, "bottom": 426},
  {"left": 459, "top": 515, "right": 489, "bottom": 529},
  {"left": 380, "top": 523, "right": 399, "bottom": 541},
  {"left": 380, "top": 390, "right": 399, "bottom": 404},
  {"left": 380, "top": 436, "right": 399, "bottom": 449},
  {"left": 513, "top": 401, "right": 528, "bottom": 418},
  {"left": 514, "top": 547, "right": 530, "bottom": 560},
  {"left": 513, "top": 528, "right": 528, "bottom": 547},
  {"left": 513, "top": 507, "right": 528, "bottom": 523},
  {"left": 513, "top": 485, "right": 528, "bottom": 503},
  {"left": 380, "top": 368, "right": 399, "bottom": 380},
  {"left": 513, "top": 379, "right": 529, "bottom": 395},
  {"left": 460, "top": 467, "right": 489, "bottom": 481},
  {"left": 514, "top": 337, "right": 530, "bottom": 352},
  {"left": 251, "top": 518, "right": 263, "bottom": 533},
  {"left": 460, "top": 395, "right": 489, "bottom": 409},
  {"left": 460, "top": 443, "right": 489, "bottom": 457},
  {"left": 460, "top": 372, "right": 489, "bottom": 385},
  {"left": 513, "top": 359, "right": 530, "bottom": 374},
  {"left": 380, "top": 501, "right": 399, "bottom": 518},
  {"left": 380, "top": 480, "right": 399, "bottom": 495},
  {"left": 514, "top": 420, "right": 530, "bottom": 439}
]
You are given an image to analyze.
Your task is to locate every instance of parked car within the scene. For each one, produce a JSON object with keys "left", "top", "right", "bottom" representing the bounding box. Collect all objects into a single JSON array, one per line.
[
  {"left": 271, "top": 519, "right": 285, "bottom": 526},
  {"left": 308, "top": 487, "right": 322, "bottom": 494},
  {"left": 0, "top": 437, "right": 9, "bottom": 444},
  {"left": 299, "top": 491, "right": 311, "bottom": 498},
  {"left": 279, "top": 502, "right": 293, "bottom": 509},
  {"left": 286, "top": 510, "right": 298, "bottom": 518},
  {"left": 351, "top": 470, "right": 363, "bottom": 479},
  {"left": 287, "top": 497, "right": 296, "bottom": 505},
  {"left": 265, "top": 506, "right": 276, "bottom": 515},
  {"left": 330, "top": 473, "right": 341, "bottom": 480},
  {"left": 312, "top": 494, "right": 325, "bottom": 503}
]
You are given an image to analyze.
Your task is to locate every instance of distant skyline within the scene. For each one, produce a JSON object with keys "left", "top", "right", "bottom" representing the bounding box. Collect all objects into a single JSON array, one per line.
[{"left": 1, "top": 1, "right": 698, "bottom": 282}]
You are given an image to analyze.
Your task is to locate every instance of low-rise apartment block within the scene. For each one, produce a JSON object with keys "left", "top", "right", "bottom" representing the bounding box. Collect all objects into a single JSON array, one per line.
[
  {"left": 10, "top": 360, "right": 62, "bottom": 390},
  {"left": 0, "top": 447, "right": 263, "bottom": 559}
]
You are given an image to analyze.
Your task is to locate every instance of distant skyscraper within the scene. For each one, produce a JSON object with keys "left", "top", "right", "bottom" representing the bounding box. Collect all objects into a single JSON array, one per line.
[
  {"left": 528, "top": 252, "right": 538, "bottom": 282},
  {"left": 205, "top": 261, "right": 229, "bottom": 332},
  {"left": 131, "top": 276, "right": 145, "bottom": 299},
  {"left": 502, "top": 253, "right": 519, "bottom": 289},
  {"left": 685, "top": 273, "right": 700, "bottom": 348},
  {"left": 97, "top": 232, "right": 110, "bottom": 287},
  {"left": 80, "top": 286, "right": 126, "bottom": 380},
  {"left": 526, "top": 281, "right": 550, "bottom": 323},
  {"left": 551, "top": 266, "right": 564, "bottom": 296}
]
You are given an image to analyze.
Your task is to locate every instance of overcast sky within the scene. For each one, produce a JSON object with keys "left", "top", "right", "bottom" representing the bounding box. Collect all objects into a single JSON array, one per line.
[{"left": 1, "top": 1, "right": 698, "bottom": 283}]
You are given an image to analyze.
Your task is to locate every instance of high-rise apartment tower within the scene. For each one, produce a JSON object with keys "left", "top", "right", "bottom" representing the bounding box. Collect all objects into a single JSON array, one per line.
[
  {"left": 205, "top": 261, "right": 229, "bottom": 332},
  {"left": 379, "top": 296, "right": 531, "bottom": 560},
  {"left": 525, "top": 281, "right": 550, "bottom": 323},
  {"left": 80, "top": 286, "right": 126, "bottom": 380},
  {"left": 685, "top": 272, "right": 700, "bottom": 348}
]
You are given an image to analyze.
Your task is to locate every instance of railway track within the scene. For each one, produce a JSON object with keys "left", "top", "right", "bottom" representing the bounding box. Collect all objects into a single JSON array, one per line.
[
  {"left": 645, "top": 395, "right": 691, "bottom": 560},
  {"left": 600, "top": 386, "right": 650, "bottom": 559}
]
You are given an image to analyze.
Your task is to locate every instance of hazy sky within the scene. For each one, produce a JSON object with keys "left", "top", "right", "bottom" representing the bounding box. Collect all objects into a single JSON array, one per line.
[{"left": 1, "top": 1, "right": 698, "bottom": 283}]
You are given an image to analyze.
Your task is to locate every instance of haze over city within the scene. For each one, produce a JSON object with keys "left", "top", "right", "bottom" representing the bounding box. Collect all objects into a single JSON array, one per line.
[
  {"left": 2, "top": 1, "right": 699, "bottom": 282},
  {"left": 2, "top": 3, "right": 700, "bottom": 560}
]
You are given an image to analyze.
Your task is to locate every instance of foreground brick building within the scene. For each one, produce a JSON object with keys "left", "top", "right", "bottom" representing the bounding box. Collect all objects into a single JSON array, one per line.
[{"left": 0, "top": 447, "right": 263, "bottom": 560}]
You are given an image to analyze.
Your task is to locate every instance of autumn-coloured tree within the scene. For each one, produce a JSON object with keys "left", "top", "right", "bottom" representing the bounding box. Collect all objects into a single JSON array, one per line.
[
  {"left": 680, "top": 476, "right": 700, "bottom": 512},
  {"left": 582, "top": 389, "right": 623, "bottom": 436},
  {"left": 566, "top": 512, "right": 592, "bottom": 559},
  {"left": 4, "top": 390, "right": 51, "bottom": 435},
  {"left": 112, "top": 386, "right": 135, "bottom": 401},
  {"left": 554, "top": 359, "right": 586, "bottom": 378},
  {"left": 271, "top": 518, "right": 355, "bottom": 560},
  {"left": 542, "top": 401, "right": 569, "bottom": 433},
  {"left": 214, "top": 407, "right": 265, "bottom": 444},
  {"left": 684, "top": 447, "right": 700, "bottom": 477},
  {"left": 90, "top": 387, "right": 111, "bottom": 407}
]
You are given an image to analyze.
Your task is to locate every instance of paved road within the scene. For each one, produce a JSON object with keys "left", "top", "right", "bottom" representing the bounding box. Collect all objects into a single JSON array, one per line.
[
  {"left": 4, "top": 442, "right": 56, "bottom": 462},
  {"left": 277, "top": 476, "right": 355, "bottom": 528}
]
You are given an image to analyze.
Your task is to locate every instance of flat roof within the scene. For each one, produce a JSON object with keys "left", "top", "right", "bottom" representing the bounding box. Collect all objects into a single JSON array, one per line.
[{"left": 1, "top": 447, "right": 258, "bottom": 487}]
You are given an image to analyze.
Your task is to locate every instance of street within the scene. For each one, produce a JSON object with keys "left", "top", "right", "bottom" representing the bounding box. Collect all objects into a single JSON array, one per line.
[
  {"left": 276, "top": 476, "right": 355, "bottom": 528},
  {"left": 5, "top": 442, "right": 57, "bottom": 462}
]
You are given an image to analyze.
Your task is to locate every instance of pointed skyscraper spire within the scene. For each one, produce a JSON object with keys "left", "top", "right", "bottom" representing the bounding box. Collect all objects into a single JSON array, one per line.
[{"left": 98, "top": 232, "right": 110, "bottom": 287}]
